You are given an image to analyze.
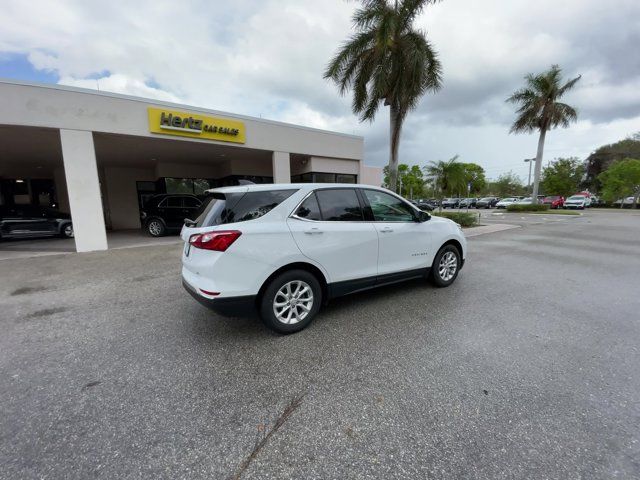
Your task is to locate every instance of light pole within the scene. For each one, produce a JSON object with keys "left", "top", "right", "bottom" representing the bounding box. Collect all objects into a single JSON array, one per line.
[{"left": 524, "top": 158, "right": 535, "bottom": 192}]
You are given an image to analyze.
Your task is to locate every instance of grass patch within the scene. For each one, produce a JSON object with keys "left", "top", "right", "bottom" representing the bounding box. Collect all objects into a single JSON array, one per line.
[
  {"left": 506, "top": 204, "right": 549, "bottom": 212},
  {"left": 432, "top": 211, "right": 478, "bottom": 227}
]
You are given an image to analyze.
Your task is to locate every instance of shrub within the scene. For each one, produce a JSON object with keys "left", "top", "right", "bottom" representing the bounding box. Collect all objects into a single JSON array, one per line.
[
  {"left": 506, "top": 203, "right": 550, "bottom": 212},
  {"left": 432, "top": 211, "right": 478, "bottom": 227}
]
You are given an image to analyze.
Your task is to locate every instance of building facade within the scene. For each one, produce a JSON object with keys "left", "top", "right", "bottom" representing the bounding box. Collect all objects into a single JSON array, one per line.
[{"left": 0, "top": 80, "right": 382, "bottom": 252}]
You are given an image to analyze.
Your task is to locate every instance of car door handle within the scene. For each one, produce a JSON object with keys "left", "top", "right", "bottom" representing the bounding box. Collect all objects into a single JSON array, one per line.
[
  {"left": 304, "top": 228, "right": 323, "bottom": 235},
  {"left": 380, "top": 227, "right": 394, "bottom": 233}
]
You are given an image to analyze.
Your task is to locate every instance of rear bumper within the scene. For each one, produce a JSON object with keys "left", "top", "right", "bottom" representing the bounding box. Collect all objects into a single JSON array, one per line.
[{"left": 182, "top": 279, "right": 257, "bottom": 317}]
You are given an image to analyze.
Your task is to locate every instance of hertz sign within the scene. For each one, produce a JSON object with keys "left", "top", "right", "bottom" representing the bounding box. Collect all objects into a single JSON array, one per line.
[{"left": 148, "top": 107, "right": 246, "bottom": 144}]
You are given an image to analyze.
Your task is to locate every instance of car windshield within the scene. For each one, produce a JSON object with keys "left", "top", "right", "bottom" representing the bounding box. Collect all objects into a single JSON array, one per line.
[
  {"left": 545, "top": 196, "right": 559, "bottom": 200},
  {"left": 568, "top": 196, "right": 584, "bottom": 200},
  {"left": 480, "top": 197, "right": 492, "bottom": 201}
]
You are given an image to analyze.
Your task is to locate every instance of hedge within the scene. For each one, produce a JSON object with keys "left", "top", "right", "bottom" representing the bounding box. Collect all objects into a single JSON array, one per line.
[
  {"left": 432, "top": 211, "right": 478, "bottom": 227},
  {"left": 506, "top": 204, "right": 550, "bottom": 212}
]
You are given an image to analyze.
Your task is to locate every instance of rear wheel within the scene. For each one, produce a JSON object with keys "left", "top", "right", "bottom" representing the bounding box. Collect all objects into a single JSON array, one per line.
[
  {"left": 431, "top": 244, "right": 461, "bottom": 287},
  {"left": 147, "top": 219, "right": 165, "bottom": 237},
  {"left": 260, "top": 270, "right": 322, "bottom": 334}
]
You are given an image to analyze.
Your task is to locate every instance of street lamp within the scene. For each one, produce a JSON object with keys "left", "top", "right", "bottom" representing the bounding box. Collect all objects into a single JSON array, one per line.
[{"left": 524, "top": 158, "right": 535, "bottom": 191}]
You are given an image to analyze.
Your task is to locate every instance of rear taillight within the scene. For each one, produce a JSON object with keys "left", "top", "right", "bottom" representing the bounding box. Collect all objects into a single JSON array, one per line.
[{"left": 189, "top": 230, "right": 241, "bottom": 251}]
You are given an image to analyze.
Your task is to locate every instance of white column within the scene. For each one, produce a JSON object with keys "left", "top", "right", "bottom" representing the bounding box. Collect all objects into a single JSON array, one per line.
[
  {"left": 272, "top": 151, "right": 291, "bottom": 184},
  {"left": 59, "top": 129, "right": 108, "bottom": 252}
]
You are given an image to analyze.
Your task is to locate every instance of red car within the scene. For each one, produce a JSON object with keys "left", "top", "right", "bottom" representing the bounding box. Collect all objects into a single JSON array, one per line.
[{"left": 543, "top": 196, "right": 564, "bottom": 209}]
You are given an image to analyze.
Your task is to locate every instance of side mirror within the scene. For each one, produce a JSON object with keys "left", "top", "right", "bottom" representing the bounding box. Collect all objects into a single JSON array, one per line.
[
  {"left": 416, "top": 210, "right": 431, "bottom": 222},
  {"left": 184, "top": 218, "right": 196, "bottom": 227}
]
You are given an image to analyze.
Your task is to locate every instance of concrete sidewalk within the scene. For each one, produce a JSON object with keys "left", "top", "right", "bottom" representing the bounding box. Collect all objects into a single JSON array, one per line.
[{"left": 0, "top": 230, "right": 182, "bottom": 261}]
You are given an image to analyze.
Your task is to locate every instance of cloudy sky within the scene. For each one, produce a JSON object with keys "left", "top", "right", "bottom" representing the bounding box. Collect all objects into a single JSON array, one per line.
[{"left": 1, "top": 0, "right": 638, "bottom": 181}]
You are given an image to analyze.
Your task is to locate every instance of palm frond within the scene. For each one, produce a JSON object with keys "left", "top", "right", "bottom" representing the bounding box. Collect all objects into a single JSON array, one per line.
[{"left": 507, "top": 64, "right": 581, "bottom": 134}]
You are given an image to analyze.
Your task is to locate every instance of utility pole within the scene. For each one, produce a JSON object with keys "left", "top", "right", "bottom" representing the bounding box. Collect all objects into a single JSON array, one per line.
[{"left": 524, "top": 158, "right": 535, "bottom": 193}]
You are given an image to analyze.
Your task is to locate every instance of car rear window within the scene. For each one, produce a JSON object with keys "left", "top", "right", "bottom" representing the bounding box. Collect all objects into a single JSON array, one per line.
[{"left": 194, "top": 189, "right": 297, "bottom": 227}]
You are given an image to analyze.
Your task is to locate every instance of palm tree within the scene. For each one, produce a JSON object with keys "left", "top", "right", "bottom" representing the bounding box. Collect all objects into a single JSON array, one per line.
[
  {"left": 425, "top": 155, "right": 466, "bottom": 204},
  {"left": 507, "top": 65, "right": 581, "bottom": 201},
  {"left": 324, "top": 0, "right": 443, "bottom": 193}
]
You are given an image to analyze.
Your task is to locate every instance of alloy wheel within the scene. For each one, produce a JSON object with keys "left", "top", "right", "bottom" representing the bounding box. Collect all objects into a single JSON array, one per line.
[
  {"left": 438, "top": 251, "right": 458, "bottom": 281},
  {"left": 272, "top": 280, "right": 314, "bottom": 325},
  {"left": 64, "top": 224, "right": 74, "bottom": 238},
  {"left": 149, "top": 221, "right": 162, "bottom": 236}
]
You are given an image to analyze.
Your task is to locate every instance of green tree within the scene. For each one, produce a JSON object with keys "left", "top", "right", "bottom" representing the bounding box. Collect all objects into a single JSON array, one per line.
[
  {"left": 584, "top": 133, "right": 640, "bottom": 191},
  {"left": 490, "top": 171, "right": 525, "bottom": 197},
  {"left": 324, "top": 0, "right": 443, "bottom": 193},
  {"left": 383, "top": 163, "right": 425, "bottom": 197},
  {"left": 460, "top": 163, "right": 487, "bottom": 194},
  {"left": 597, "top": 158, "right": 640, "bottom": 208},
  {"left": 540, "top": 157, "right": 585, "bottom": 197},
  {"left": 507, "top": 65, "right": 581, "bottom": 203},
  {"left": 424, "top": 155, "right": 466, "bottom": 200}
]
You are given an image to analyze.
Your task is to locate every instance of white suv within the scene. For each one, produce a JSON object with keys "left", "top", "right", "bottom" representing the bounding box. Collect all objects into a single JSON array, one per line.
[{"left": 181, "top": 184, "right": 466, "bottom": 333}]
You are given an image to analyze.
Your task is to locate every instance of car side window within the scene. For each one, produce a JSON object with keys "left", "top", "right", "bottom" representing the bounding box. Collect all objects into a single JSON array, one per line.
[
  {"left": 295, "top": 193, "right": 322, "bottom": 220},
  {"left": 166, "top": 197, "right": 182, "bottom": 208},
  {"left": 363, "top": 190, "right": 415, "bottom": 222},
  {"left": 183, "top": 197, "right": 201, "bottom": 208},
  {"left": 315, "top": 189, "right": 364, "bottom": 221}
]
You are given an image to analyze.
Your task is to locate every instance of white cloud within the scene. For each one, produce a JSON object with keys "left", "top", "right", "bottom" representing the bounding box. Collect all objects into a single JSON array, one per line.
[{"left": 0, "top": 0, "right": 638, "bottom": 176}]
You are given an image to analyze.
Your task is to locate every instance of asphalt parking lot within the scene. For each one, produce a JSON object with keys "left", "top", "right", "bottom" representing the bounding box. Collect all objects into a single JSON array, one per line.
[{"left": 1, "top": 210, "right": 639, "bottom": 479}]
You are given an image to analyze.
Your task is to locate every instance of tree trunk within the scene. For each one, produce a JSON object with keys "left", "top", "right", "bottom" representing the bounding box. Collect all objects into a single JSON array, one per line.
[
  {"left": 531, "top": 128, "right": 547, "bottom": 202},
  {"left": 388, "top": 104, "right": 402, "bottom": 193}
]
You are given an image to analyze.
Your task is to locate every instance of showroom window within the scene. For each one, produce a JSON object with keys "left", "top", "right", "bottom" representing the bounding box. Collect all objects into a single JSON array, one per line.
[
  {"left": 164, "top": 178, "right": 211, "bottom": 195},
  {"left": 291, "top": 172, "right": 357, "bottom": 184}
]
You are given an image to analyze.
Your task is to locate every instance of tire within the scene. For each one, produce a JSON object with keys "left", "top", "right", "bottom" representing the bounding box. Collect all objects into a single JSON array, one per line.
[
  {"left": 61, "top": 223, "right": 74, "bottom": 238},
  {"left": 430, "top": 244, "right": 461, "bottom": 288},
  {"left": 147, "top": 218, "right": 165, "bottom": 237},
  {"left": 260, "top": 269, "right": 322, "bottom": 334}
]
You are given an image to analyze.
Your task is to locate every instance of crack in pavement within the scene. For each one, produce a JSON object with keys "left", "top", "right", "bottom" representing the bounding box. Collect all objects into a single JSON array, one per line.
[{"left": 229, "top": 394, "right": 305, "bottom": 480}]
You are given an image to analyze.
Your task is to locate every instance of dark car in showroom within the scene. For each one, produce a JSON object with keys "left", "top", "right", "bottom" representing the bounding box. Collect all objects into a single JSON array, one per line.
[
  {"left": 140, "top": 194, "right": 203, "bottom": 236},
  {"left": 476, "top": 197, "right": 500, "bottom": 208},
  {"left": 0, "top": 205, "right": 73, "bottom": 240}
]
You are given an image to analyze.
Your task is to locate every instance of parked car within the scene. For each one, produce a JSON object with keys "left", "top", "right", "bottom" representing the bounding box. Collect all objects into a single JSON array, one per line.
[
  {"left": 0, "top": 205, "right": 73, "bottom": 240},
  {"left": 564, "top": 195, "right": 588, "bottom": 209},
  {"left": 441, "top": 198, "right": 460, "bottom": 209},
  {"left": 614, "top": 196, "right": 636, "bottom": 208},
  {"left": 181, "top": 184, "right": 467, "bottom": 333},
  {"left": 476, "top": 197, "right": 499, "bottom": 208},
  {"left": 543, "top": 196, "right": 564, "bottom": 209},
  {"left": 140, "top": 194, "right": 203, "bottom": 236},
  {"left": 412, "top": 199, "right": 435, "bottom": 211},
  {"left": 495, "top": 197, "right": 519, "bottom": 209},
  {"left": 589, "top": 195, "right": 604, "bottom": 207},
  {"left": 516, "top": 197, "right": 542, "bottom": 205},
  {"left": 458, "top": 198, "right": 478, "bottom": 208}
]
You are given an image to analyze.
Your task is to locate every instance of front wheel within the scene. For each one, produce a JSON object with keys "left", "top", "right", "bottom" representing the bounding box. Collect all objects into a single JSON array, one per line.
[
  {"left": 260, "top": 270, "right": 322, "bottom": 334},
  {"left": 431, "top": 244, "right": 461, "bottom": 287}
]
